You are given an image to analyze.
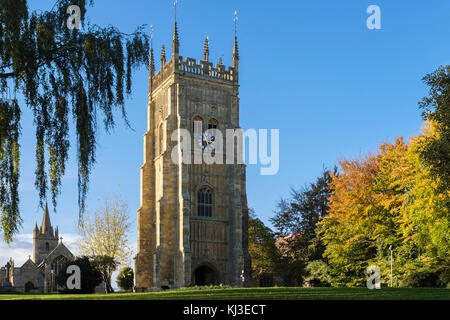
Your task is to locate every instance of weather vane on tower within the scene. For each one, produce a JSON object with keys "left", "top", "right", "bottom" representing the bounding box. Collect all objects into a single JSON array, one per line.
[
  {"left": 150, "top": 24, "right": 154, "bottom": 45},
  {"left": 234, "top": 10, "right": 238, "bottom": 37},
  {"left": 174, "top": 0, "right": 178, "bottom": 21}
]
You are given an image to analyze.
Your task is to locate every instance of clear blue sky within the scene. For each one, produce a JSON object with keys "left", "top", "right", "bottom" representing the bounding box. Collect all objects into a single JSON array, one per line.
[{"left": 4, "top": 0, "right": 450, "bottom": 259}]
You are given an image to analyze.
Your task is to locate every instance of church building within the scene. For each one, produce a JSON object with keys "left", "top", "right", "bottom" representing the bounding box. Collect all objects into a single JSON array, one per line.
[
  {"left": 0, "top": 204, "right": 74, "bottom": 293},
  {"left": 134, "top": 13, "right": 251, "bottom": 291}
]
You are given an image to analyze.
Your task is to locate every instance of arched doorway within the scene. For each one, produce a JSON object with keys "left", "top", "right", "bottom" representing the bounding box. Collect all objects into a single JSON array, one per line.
[
  {"left": 25, "top": 281, "right": 35, "bottom": 292},
  {"left": 194, "top": 265, "right": 216, "bottom": 286}
]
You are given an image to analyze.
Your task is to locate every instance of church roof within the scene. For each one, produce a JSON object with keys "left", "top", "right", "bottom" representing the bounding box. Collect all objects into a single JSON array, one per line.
[
  {"left": 20, "top": 258, "right": 37, "bottom": 270},
  {"left": 38, "top": 241, "right": 74, "bottom": 267}
]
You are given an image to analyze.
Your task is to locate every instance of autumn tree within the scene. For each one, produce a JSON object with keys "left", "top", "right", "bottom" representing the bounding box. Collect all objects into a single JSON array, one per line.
[
  {"left": 318, "top": 155, "right": 382, "bottom": 286},
  {"left": 398, "top": 123, "right": 450, "bottom": 286},
  {"left": 320, "top": 131, "right": 449, "bottom": 287},
  {"left": 0, "top": 0, "right": 149, "bottom": 242}
]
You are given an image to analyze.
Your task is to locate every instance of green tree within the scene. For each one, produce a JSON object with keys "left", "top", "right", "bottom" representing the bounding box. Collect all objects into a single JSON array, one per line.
[
  {"left": 270, "top": 168, "right": 335, "bottom": 285},
  {"left": 55, "top": 256, "right": 102, "bottom": 294},
  {"left": 116, "top": 266, "right": 134, "bottom": 292},
  {"left": 92, "top": 255, "right": 117, "bottom": 293},
  {"left": 248, "top": 210, "right": 281, "bottom": 282},
  {"left": 305, "top": 260, "right": 332, "bottom": 287},
  {"left": 418, "top": 65, "right": 450, "bottom": 193},
  {"left": 0, "top": 0, "right": 149, "bottom": 243}
]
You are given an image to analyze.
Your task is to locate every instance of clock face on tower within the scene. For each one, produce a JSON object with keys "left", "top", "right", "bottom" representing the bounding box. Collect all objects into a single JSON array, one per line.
[{"left": 197, "top": 132, "right": 215, "bottom": 151}]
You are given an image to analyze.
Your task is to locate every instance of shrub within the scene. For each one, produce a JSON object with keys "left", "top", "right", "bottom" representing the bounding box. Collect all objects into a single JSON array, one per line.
[
  {"left": 55, "top": 256, "right": 103, "bottom": 294},
  {"left": 116, "top": 266, "right": 134, "bottom": 291},
  {"left": 305, "top": 260, "right": 332, "bottom": 287}
]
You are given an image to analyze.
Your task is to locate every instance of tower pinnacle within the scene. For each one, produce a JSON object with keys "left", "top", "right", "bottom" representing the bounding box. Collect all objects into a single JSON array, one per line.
[
  {"left": 161, "top": 45, "right": 166, "bottom": 66},
  {"left": 172, "top": 0, "right": 180, "bottom": 57},
  {"left": 149, "top": 25, "right": 155, "bottom": 78},
  {"left": 232, "top": 11, "right": 239, "bottom": 74},
  {"left": 203, "top": 36, "right": 209, "bottom": 61},
  {"left": 172, "top": 21, "right": 180, "bottom": 57}
]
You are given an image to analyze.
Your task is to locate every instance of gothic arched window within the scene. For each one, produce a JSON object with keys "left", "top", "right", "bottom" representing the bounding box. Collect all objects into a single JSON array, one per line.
[
  {"left": 208, "top": 118, "right": 218, "bottom": 129},
  {"left": 45, "top": 242, "right": 49, "bottom": 251},
  {"left": 193, "top": 115, "right": 203, "bottom": 133},
  {"left": 51, "top": 255, "right": 68, "bottom": 275},
  {"left": 197, "top": 187, "right": 213, "bottom": 217}
]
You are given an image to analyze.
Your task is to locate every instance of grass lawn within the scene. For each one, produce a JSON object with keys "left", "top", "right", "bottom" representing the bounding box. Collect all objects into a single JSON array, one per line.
[{"left": 0, "top": 287, "right": 449, "bottom": 300}]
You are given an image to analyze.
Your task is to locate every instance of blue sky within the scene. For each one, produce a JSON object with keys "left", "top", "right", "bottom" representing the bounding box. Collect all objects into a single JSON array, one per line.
[{"left": 2, "top": 0, "right": 450, "bottom": 269}]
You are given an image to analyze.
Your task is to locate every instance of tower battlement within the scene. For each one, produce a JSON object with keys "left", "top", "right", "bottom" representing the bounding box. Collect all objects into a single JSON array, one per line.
[
  {"left": 151, "top": 55, "right": 238, "bottom": 91},
  {"left": 148, "top": 17, "right": 240, "bottom": 94}
]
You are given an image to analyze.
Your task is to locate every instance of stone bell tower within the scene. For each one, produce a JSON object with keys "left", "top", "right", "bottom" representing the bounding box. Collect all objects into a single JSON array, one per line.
[
  {"left": 33, "top": 203, "right": 59, "bottom": 265},
  {"left": 134, "top": 13, "right": 251, "bottom": 291}
]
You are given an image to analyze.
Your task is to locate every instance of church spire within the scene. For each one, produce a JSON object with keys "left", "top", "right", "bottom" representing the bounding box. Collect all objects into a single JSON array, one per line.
[
  {"left": 40, "top": 202, "right": 53, "bottom": 235},
  {"left": 203, "top": 36, "right": 209, "bottom": 61}
]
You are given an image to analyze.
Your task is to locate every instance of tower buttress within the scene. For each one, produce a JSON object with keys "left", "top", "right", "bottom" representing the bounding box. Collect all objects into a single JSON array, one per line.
[{"left": 33, "top": 223, "right": 39, "bottom": 263}]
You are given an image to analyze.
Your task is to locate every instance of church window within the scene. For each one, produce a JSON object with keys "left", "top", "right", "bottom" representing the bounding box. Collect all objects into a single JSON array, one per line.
[
  {"left": 46, "top": 242, "right": 49, "bottom": 251},
  {"left": 197, "top": 187, "right": 213, "bottom": 217},
  {"left": 208, "top": 118, "right": 218, "bottom": 129},
  {"left": 193, "top": 115, "right": 203, "bottom": 132},
  {"left": 51, "top": 256, "right": 68, "bottom": 275}
]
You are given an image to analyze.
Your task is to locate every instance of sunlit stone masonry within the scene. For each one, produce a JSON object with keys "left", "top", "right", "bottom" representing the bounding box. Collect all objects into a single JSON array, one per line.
[{"left": 134, "top": 17, "right": 251, "bottom": 291}]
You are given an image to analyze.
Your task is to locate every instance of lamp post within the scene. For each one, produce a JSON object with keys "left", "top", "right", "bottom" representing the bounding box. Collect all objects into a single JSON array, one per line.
[{"left": 389, "top": 245, "right": 393, "bottom": 287}]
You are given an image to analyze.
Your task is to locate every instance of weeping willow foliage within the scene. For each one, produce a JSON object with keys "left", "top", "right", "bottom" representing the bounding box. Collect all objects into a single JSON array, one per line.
[
  {"left": 0, "top": 0, "right": 149, "bottom": 243},
  {"left": 0, "top": 99, "right": 21, "bottom": 241}
]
